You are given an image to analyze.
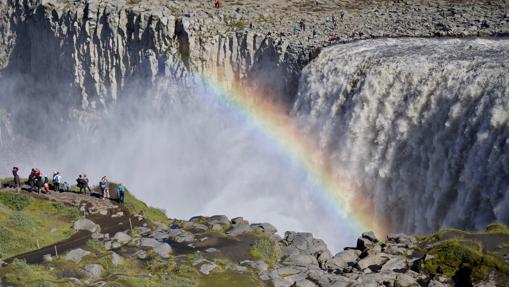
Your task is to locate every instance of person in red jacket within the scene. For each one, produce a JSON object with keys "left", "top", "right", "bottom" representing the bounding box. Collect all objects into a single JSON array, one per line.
[{"left": 215, "top": 0, "right": 221, "bottom": 8}]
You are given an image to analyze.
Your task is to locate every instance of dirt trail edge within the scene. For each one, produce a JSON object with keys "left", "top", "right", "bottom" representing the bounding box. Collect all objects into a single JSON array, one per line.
[{"left": 2, "top": 189, "right": 146, "bottom": 264}]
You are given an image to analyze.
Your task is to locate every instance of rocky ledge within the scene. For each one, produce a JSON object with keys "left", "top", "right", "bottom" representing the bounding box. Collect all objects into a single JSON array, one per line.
[
  {"left": 1, "top": 0, "right": 508, "bottom": 110},
  {"left": 0, "top": 187, "right": 508, "bottom": 286}
]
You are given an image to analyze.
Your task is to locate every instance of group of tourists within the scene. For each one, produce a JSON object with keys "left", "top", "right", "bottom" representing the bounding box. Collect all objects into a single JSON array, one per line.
[{"left": 9, "top": 167, "right": 126, "bottom": 204}]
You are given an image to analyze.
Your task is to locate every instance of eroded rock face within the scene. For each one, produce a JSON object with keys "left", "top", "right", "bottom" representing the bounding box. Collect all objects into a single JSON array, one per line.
[
  {"left": 0, "top": 0, "right": 304, "bottom": 115},
  {"left": 1, "top": 0, "right": 506, "bottom": 126}
]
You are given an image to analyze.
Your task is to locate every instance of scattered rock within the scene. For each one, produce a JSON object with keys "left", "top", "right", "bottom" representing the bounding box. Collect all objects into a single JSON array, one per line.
[
  {"left": 284, "top": 254, "right": 318, "bottom": 266},
  {"left": 328, "top": 249, "right": 361, "bottom": 269},
  {"left": 251, "top": 223, "right": 277, "bottom": 234},
  {"left": 231, "top": 217, "right": 248, "bottom": 225},
  {"left": 153, "top": 242, "right": 172, "bottom": 258},
  {"left": 295, "top": 279, "right": 317, "bottom": 287},
  {"left": 381, "top": 256, "right": 408, "bottom": 272},
  {"left": 73, "top": 218, "right": 99, "bottom": 233},
  {"left": 208, "top": 215, "right": 230, "bottom": 226},
  {"left": 356, "top": 252, "right": 390, "bottom": 270},
  {"left": 140, "top": 238, "right": 161, "bottom": 248},
  {"left": 43, "top": 254, "right": 52, "bottom": 262},
  {"left": 255, "top": 260, "right": 269, "bottom": 272},
  {"left": 227, "top": 224, "right": 252, "bottom": 236},
  {"left": 111, "top": 252, "right": 123, "bottom": 266},
  {"left": 174, "top": 231, "right": 195, "bottom": 243},
  {"left": 113, "top": 232, "right": 131, "bottom": 244},
  {"left": 83, "top": 264, "right": 103, "bottom": 279},
  {"left": 276, "top": 266, "right": 302, "bottom": 276},
  {"left": 387, "top": 233, "right": 416, "bottom": 245},
  {"left": 395, "top": 273, "right": 419, "bottom": 287},
  {"left": 192, "top": 223, "right": 208, "bottom": 231},
  {"left": 189, "top": 216, "right": 205, "bottom": 223},
  {"left": 64, "top": 248, "right": 91, "bottom": 264},
  {"left": 92, "top": 232, "right": 104, "bottom": 240},
  {"left": 199, "top": 263, "right": 217, "bottom": 275},
  {"left": 362, "top": 231, "right": 378, "bottom": 243},
  {"left": 136, "top": 250, "right": 147, "bottom": 260},
  {"left": 356, "top": 237, "right": 375, "bottom": 251},
  {"left": 211, "top": 224, "right": 223, "bottom": 231}
]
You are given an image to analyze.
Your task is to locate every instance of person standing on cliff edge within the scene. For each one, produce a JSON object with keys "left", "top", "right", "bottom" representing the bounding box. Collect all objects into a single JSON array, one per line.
[
  {"left": 12, "top": 167, "right": 20, "bottom": 191},
  {"left": 100, "top": 176, "right": 110, "bottom": 200},
  {"left": 117, "top": 183, "right": 126, "bottom": 204},
  {"left": 53, "top": 171, "right": 61, "bottom": 192}
]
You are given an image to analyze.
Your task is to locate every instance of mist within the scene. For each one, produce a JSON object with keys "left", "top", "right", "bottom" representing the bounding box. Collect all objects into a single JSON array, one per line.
[{"left": 0, "top": 74, "right": 362, "bottom": 252}]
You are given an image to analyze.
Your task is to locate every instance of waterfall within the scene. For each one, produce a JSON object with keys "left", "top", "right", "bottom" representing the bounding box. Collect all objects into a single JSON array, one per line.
[{"left": 293, "top": 38, "right": 509, "bottom": 234}]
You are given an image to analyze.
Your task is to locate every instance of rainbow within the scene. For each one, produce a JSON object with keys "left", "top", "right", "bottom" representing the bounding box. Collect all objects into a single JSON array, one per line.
[{"left": 199, "top": 73, "right": 389, "bottom": 238}]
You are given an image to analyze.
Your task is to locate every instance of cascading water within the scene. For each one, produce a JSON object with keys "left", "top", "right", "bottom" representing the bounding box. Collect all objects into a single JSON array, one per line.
[{"left": 293, "top": 38, "right": 509, "bottom": 234}]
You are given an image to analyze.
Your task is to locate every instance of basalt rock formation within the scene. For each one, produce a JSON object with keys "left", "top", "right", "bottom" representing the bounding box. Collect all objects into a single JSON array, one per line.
[{"left": 1, "top": 0, "right": 508, "bottom": 111}]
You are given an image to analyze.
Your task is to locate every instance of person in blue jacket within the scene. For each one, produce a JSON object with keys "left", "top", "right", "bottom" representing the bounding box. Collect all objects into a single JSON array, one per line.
[
  {"left": 53, "top": 171, "right": 62, "bottom": 192},
  {"left": 117, "top": 183, "right": 126, "bottom": 204}
]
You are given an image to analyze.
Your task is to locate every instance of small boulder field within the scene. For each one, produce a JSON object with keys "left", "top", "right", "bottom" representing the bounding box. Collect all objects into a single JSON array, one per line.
[{"left": 0, "top": 183, "right": 508, "bottom": 286}]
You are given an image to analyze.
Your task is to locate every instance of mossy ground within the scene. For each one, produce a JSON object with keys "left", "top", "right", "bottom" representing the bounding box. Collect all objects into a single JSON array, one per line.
[
  {"left": 0, "top": 191, "right": 79, "bottom": 259},
  {"left": 419, "top": 224, "right": 509, "bottom": 284},
  {"left": 249, "top": 232, "right": 279, "bottom": 267},
  {"left": 0, "top": 239, "right": 268, "bottom": 287},
  {"left": 0, "top": 183, "right": 265, "bottom": 286},
  {"left": 3, "top": 176, "right": 168, "bottom": 226}
]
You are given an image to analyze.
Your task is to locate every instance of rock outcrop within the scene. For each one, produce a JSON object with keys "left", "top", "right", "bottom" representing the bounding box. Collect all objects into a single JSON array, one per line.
[{"left": 0, "top": 0, "right": 507, "bottom": 115}]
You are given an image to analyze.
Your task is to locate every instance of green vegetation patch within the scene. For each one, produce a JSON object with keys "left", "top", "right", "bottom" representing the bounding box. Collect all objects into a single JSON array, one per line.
[
  {"left": 0, "top": 259, "right": 61, "bottom": 287},
  {"left": 123, "top": 189, "right": 168, "bottom": 226},
  {"left": 249, "top": 234, "right": 278, "bottom": 267},
  {"left": 424, "top": 239, "right": 509, "bottom": 282},
  {"left": 0, "top": 193, "right": 78, "bottom": 259},
  {"left": 0, "top": 192, "right": 32, "bottom": 210},
  {"left": 485, "top": 223, "right": 509, "bottom": 235},
  {"left": 199, "top": 270, "right": 267, "bottom": 287}
]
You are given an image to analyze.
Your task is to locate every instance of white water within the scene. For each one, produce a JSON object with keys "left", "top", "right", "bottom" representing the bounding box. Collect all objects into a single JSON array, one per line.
[
  {"left": 1, "top": 37, "right": 508, "bottom": 248},
  {"left": 293, "top": 38, "right": 509, "bottom": 234}
]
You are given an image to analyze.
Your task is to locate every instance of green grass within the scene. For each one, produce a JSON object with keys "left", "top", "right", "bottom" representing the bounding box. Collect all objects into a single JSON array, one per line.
[
  {"left": 419, "top": 224, "right": 509, "bottom": 243},
  {"left": 249, "top": 234, "right": 278, "bottom": 267},
  {"left": 424, "top": 239, "right": 509, "bottom": 282},
  {"left": 0, "top": 259, "right": 61, "bottom": 287},
  {"left": 199, "top": 270, "right": 266, "bottom": 287},
  {"left": 485, "top": 223, "right": 509, "bottom": 234},
  {"left": 0, "top": 192, "right": 32, "bottom": 210},
  {"left": 123, "top": 189, "right": 168, "bottom": 226},
  {"left": 0, "top": 193, "right": 79, "bottom": 259}
]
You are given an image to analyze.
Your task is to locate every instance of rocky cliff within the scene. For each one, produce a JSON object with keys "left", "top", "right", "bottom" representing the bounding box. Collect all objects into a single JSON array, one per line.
[{"left": 1, "top": 0, "right": 508, "bottom": 112}]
